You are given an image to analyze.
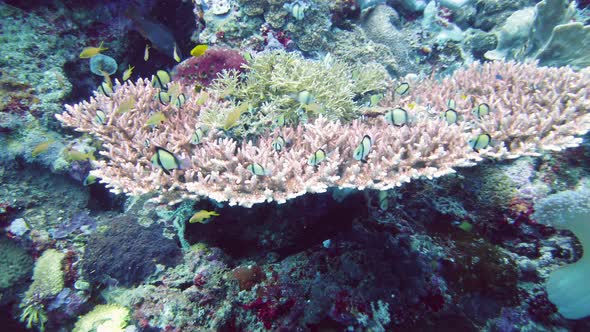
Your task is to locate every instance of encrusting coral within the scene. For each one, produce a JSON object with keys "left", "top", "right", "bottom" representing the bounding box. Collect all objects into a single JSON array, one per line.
[{"left": 56, "top": 60, "right": 590, "bottom": 207}]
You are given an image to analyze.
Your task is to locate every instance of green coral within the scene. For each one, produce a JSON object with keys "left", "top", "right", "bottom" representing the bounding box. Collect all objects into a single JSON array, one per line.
[
  {"left": 23, "top": 249, "right": 65, "bottom": 301},
  {"left": 207, "top": 51, "right": 388, "bottom": 138},
  {"left": 0, "top": 238, "right": 33, "bottom": 290},
  {"left": 475, "top": 167, "right": 518, "bottom": 211},
  {"left": 18, "top": 249, "right": 64, "bottom": 332},
  {"left": 73, "top": 304, "right": 130, "bottom": 332}
]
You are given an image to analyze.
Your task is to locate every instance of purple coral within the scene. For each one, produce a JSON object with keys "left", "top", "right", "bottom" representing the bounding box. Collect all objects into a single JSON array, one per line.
[{"left": 173, "top": 47, "right": 246, "bottom": 87}]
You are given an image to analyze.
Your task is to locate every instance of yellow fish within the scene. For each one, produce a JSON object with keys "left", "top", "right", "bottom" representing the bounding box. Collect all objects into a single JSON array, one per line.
[
  {"left": 32, "top": 140, "right": 55, "bottom": 157},
  {"left": 146, "top": 112, "right": 166, "bottom": 126},
  {"left": 195, "top": 92, "right": 209, "bottom": 106},
  {"left": 173, "top": 44, "right": 181, "bottom": 62},
  {"left": 83, "top": 174, "right": 98, "bottom": 186},
  {"left": 302, "top": 103, "right": 323, "bottom": 113},
  {"left": 189, "top": 210, "right": 220, "bottom": 224},
  {"left": 99, "top": 70, "right": 112, "bottom": 89},
  {"left": 116, "top": 97, "right": 136, "bottom": 114},
  {"left": 79, "top": 41, "right": 108, "bottom": 59},
  {"left": 223, "top": 103, "right": 249, "bottom": 130},
  {"left": 190, "top": 44, "right": 208, "bottom": 57},
  {"left": 65, "top": 148, "right": 95, "bottom": 162},
  {"left": 144, "top": 44, "right": 150, "bottom": 61},
  {"left": 122, "top": 65, "right": 134, "bottom": 81}
]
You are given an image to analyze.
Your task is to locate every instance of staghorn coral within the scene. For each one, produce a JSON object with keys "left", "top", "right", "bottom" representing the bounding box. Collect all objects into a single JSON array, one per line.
[{"left": 56, "top": 61, "right": 590, "bottom": 207}]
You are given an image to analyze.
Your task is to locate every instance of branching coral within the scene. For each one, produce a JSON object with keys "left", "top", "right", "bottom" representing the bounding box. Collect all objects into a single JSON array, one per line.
[
  {"left": 56, "top": 61, "right": 590, "bottom": 207},
  {"left": 208, "top": 51, "right": 388, "bottom": 137}
]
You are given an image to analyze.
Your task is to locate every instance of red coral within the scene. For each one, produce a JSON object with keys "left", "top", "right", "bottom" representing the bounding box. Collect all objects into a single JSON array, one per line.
[
  {"left": 244, "top": 296, "right": 295, "bottom": 329},
  {"left": 173, "top": 47, "right": 246, "bottom": 87}
]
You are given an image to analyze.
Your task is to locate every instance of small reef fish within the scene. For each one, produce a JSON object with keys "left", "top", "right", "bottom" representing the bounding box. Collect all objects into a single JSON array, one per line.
[
  {"left": 99, "top": 70, "right": 113, "bottom": 89},
  {"left": 195, "top": 92, "right": 208, "bottom": 106},
  {"left": 151, "top": 146, "right": 180, "bottom": 175},
  {"left": 189, "top": 210, "right": 220, "bottom": 224},
  {"left": 271, "top": 135, "right": 286, "bottom": 152},
  {"left": 308, "top": 148, "right": 326, "bottom": 166},
  {"left": 79, "top": 41, "right": 108, "bottom": 59},
  {"left": 65, "top": 148, "right": 95, "bottom": 162},
  {"left": 385, "top": 107, "right": 409, "bottom": 127},
  {"left": 144, "top": 44, "right": 151, "bottom": 61},
  {"left": 243, "top": 51, "right": 253, "bottom": 62},
  {"left": 32, "top": 140, "right": 54, "bottom": 157},
  {"left": 296, "top": 91, "right": 314, "bottom": 105},
  {"left": 146, "top": 112, "right": 166, "bottom": 126},
  {"left": 126, "top": 9, "right": 177, "bottom": 60},
  {"left": 173, "top": 93, "right": 187, "bottom": 108},
  {"left": 116, "top": 97, "right": 136, "bottom": 114},
  {"left": 122, "top": 65, "right": 134, "bottom": 81},
  {"left": 275, "top": 114, "right": 286, "bottom": 127},
  {"left": 194, "top": 83, "right": 204, "bottom": 93},
  {"left": 98, "top": 82, "right": 113, "bottom": 97},
  {"left": 447, "top": 99, "right": 456, "bottom": 109},
  {"left": 224, "top": 103, "right": 249, "bottom": 131},
  {"left": 152, "top": 70, "right": 171, "bottom": 90},
  {"left": 369, "top": 93, "right": 383, "bottom": 107},
  {"left": 469, "top": 133, "right": 491, "bottom": 152},
  {"left": 155, "top": 91, "right": 171, "bottom": 106},
  {"left": 302, "top": 103, "right": 323, "bottom": 114},
  {"left": 94, "top": 109, "right": 107, "bottom": 124},
  {"left": 353, "top": 135, "right": 372, "bottom": 162},
  {"left": 473, "top": 103, "right": 490, "bottom": 119},
  {"left": 453, "top": 220, "right": 473, "bottom": 232},
  {"left": 83, "top": 174, "right": 98, "bottom": 186},
  {"left": 247, "top": 162, "right": 271, "bottom": 176},
  {"left": 190, "top": 44, "right": 208, "bottom": 57},
  {"left": 378, "top": 190, "right": 388, "bottom": 211},
  {"left": 285, "top": 2, "right": 306, "bottom": 20},
  {"left": 173, "top": 44, "right": 181, "bottom": 62},
  {"left": 190, "top": 128, "right": 204, "bottom": 145},
  {"left": 444, "top": 109, "right": 458, "bottom": 125},
  {"left": 395, "top": 82, "right": 410, "bottom": 96}
]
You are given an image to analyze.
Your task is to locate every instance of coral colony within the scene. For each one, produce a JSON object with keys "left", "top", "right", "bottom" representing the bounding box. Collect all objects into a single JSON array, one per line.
[{"left": 2, "top": 0, "right": 590, "bottom": 331}]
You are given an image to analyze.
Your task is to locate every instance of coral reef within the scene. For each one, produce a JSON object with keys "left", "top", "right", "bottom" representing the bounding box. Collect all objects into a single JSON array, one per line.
[
  {"left": 57, "top": 61, "right": 590, "bottom": 207},
  {"left": 3, "top": 0, "right": 590, "bottom": 330},
  {"left": 486, "top": 0, "right": 590, "bottom": 69}
]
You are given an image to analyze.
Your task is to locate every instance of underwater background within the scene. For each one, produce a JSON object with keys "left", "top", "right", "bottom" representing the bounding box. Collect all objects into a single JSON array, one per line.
[{"left": 1, "top": 0, "right": 590, "bottom": 331}]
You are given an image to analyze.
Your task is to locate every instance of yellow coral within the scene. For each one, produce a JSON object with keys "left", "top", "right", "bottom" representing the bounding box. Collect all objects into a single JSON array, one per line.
[
  {"left": 73, "top": 304, "right": 130, "bottom": 332},
  {"left": 24, "top": 249, "right": 65, "bottom": 300}
]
